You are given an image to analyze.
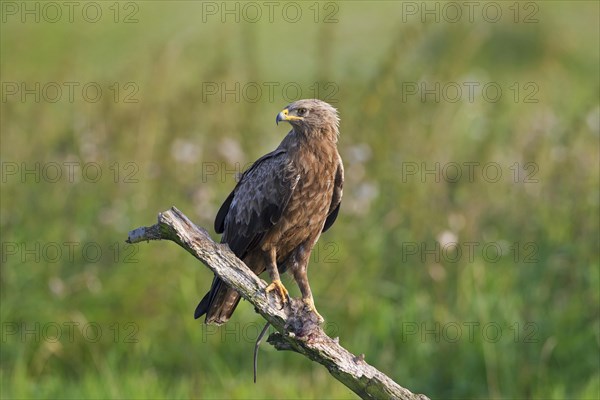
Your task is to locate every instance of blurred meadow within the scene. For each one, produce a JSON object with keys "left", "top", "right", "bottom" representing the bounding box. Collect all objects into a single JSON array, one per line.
[{"left": 1, "top": 1, "right": 599, "bottom": 399}]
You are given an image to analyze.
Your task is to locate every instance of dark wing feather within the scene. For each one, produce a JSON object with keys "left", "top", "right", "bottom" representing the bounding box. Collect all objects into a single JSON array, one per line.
[
  {"left": 215, "top": 150, "right": 285, "bottom": 234},
  {"left": 195, "top": 149, "right": 298, "bottom": 322},
  {"left": 322, "top": 156, "right": 344, "bottom": 232},
  {"left": 214, "top": 191, "right": 234, "bottom": 234},
  {"left": 215, "top": 148, "right": 298, "bottom": 257}
]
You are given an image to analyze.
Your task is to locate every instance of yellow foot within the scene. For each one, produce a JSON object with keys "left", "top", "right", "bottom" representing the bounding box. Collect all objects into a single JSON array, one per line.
[
  {"left": 303, "top": 297, "right": 325, "bottom": 323},
  {"left": 265, "top": 279, "right": 290, "bottom": 306}
]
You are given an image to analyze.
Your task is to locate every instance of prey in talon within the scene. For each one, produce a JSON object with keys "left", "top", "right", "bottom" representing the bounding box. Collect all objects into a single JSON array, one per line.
[{"left": 194, "top": 99, "right": 344, "bottom": 325}]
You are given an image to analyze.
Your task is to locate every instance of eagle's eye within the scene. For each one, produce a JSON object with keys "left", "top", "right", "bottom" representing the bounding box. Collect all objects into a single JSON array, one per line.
[{"left": 297, "top": 108, "right": 307, "bottom": 116}]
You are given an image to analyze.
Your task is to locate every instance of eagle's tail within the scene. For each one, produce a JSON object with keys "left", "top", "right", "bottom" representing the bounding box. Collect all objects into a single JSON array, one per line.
[{"left": 194, "top": 276, "right": 241, "bottom": 325}]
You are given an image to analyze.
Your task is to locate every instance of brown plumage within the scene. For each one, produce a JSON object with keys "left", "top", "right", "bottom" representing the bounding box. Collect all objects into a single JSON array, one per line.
[{"left": 194, "top": 99, "right": 344, "bottom": 325}]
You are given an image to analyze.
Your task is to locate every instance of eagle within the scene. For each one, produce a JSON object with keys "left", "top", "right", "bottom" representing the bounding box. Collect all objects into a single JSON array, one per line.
[{"left": 194, "top": 99, "right": 344, "bottom": 325}]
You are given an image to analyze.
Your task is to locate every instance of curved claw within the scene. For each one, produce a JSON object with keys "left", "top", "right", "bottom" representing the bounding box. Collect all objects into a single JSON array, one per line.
[
  {"left": 303, "top": 297, "right": 324, "bottom": 324},
  {"left": 265, "top": 279, "right": 290, "bottom": 307}
]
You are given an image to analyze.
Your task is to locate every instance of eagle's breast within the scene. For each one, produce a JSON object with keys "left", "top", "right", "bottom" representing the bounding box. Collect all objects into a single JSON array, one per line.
[{"left": 262, "top": 139, "right": 338, "bottom": 261}]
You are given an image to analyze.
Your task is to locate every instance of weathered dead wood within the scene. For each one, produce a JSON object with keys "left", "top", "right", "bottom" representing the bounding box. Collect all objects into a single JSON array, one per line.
[{"left": 127, "top": 207, "right": 429, "bottom": 400}]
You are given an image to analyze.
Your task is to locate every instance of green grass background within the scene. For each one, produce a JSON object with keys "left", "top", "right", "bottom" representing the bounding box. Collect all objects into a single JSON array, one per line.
[{"left": 1, "top": 1, "right": 598, "bottom": 399}]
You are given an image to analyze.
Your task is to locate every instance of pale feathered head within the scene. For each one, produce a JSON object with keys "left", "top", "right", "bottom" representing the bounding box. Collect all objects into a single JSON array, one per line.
[{"left": 276, "top": 99, "right": 340, "bottom": 141}]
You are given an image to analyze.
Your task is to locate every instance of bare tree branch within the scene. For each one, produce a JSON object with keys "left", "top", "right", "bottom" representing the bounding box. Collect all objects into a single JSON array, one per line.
[{"left": 127, "top": 207, "right": 430, "bottom": 400}]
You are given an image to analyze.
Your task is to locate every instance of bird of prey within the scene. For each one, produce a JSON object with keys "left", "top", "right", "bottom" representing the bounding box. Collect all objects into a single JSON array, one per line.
[{"left": 194, "top": 99, "right": 344, "bottom": 325}]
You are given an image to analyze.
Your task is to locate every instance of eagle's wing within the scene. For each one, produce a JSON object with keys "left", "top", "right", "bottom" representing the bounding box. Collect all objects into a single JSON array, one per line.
[
  {"left": 322, "top": 155, "right": 344, "bottom": 232},
  {"left": 195, "top": 149, "right": 298, "bottom": 322},
  {"left": 215, "top": 148, "right": 299, "bottom": 257}
]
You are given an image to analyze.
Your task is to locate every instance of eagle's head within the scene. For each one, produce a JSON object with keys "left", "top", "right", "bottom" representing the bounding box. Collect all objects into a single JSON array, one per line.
[{"left": 276, "top": 99, "right": 340, "bottom": 140}]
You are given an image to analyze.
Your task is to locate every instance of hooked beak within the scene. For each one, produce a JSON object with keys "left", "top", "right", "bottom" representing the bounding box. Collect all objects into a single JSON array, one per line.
[{"left": 276, "top": 108, "right": 303, "bottom": 125}]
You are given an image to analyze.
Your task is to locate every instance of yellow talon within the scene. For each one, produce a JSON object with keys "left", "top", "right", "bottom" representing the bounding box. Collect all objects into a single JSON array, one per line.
[
  {"left": 265, "top": 279, "right": 290, "bottom": 305},
  {"left": 303, "top": 297, "right": 324, "bottom": 323}
]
